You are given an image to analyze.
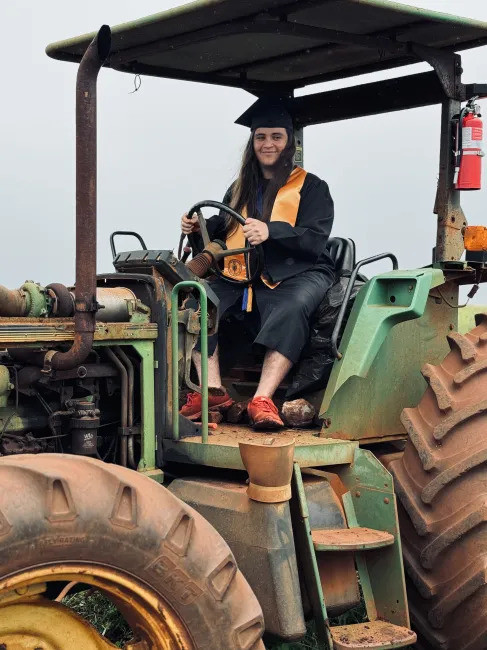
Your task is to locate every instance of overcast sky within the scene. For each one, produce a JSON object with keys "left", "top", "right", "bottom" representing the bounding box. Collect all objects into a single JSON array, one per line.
[{"left": 2, "top": 0, "right": 487, "bottom": 302}]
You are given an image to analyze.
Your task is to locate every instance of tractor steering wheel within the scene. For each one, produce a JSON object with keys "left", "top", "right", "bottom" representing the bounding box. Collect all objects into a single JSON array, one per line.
[{"left": 179, "top": 200, "right": 264, "bottom": 286}]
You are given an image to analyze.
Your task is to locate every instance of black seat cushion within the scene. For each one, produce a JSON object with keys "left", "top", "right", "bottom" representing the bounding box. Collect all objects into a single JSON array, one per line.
[{"left": 326, "top": 237, "right": 356, "bottom": 276}]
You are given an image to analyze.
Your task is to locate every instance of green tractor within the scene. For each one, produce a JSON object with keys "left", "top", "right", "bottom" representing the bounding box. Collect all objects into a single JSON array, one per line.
[{"left": 1, "top": 1, "right": 487, "bottom": 648}]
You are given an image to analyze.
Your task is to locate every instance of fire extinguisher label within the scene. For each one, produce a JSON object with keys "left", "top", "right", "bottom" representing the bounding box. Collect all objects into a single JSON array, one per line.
[{"left": 462, "top": 126, "right": 483, "bottom": 148}]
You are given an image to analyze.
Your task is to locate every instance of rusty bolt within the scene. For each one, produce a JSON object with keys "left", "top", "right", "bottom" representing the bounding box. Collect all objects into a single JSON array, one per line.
[
  {"left": 355, "top": 491, "right": 361, "bottom": 497},
  {"left": 384, "top": 497, "right": 390, "bottom": 504},
  {"left": 449, "top": 323, "right": 454, "bottom": 330}
]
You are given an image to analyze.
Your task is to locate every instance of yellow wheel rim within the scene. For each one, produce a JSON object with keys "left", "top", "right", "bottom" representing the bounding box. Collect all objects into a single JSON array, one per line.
[{"left": 0, "top": 564, "right": 195, "bottom": 650}]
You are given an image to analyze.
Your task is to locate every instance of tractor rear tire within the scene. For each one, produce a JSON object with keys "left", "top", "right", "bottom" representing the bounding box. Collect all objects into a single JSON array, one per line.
[
  {"left": 390, "top": 316, "right": 487, "bottom": 650},
  {"left": 0, "top": 454, "right": 264, "bottom": 650}
]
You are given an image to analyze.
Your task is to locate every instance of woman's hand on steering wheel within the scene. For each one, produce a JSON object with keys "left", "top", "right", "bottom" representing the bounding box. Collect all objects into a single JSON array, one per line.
[
  {"left": 181, "top": 212, "right": 200, "bottom": 235},
  {"left": 180, "top": 200, "right": 265, "bottom": 286},
  {"left": 243, "top": 218, "right": 269, "bottom": 246}
]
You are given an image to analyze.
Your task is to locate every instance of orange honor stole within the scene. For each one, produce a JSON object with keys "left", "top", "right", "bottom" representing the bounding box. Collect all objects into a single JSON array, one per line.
[{"left": 223, "top": 167, "right": 308, "bottom": 308}]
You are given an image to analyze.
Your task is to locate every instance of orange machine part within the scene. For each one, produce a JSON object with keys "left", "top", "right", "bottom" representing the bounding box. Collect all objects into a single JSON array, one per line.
[{"left": 464, "top": 225, "right": 487, "bottom": 251}]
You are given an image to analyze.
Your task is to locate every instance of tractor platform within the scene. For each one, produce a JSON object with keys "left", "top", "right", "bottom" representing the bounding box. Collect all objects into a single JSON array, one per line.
[
  {"left": 163, "top": 423, "right": 358, "bottom": 470},
  {"left": 331, "top": 621, "right": 416, "bottom": 649}
]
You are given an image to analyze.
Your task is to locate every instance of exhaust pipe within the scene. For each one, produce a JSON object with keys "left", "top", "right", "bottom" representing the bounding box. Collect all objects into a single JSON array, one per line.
[{"left": 46, "top": 25, "right": 111, "bottom": 372}]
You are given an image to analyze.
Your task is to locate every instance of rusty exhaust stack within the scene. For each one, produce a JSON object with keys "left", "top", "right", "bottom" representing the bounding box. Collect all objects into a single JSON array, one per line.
[{"left": 46, "top": 26, "right": 111, "bottom": 372}]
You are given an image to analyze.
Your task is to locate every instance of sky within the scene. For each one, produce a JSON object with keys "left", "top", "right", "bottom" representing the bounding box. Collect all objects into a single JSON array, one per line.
[{"left": 1, "top": 0, "right": 487, "bottom": 302}]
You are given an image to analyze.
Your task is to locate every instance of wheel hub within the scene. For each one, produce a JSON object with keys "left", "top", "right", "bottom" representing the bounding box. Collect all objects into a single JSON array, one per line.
[
  {"left": 0, "top": 599, "right": 117, "bottom": 649},
  {"left": 0, "top": 564, "right": 193, "bottom": 650}
]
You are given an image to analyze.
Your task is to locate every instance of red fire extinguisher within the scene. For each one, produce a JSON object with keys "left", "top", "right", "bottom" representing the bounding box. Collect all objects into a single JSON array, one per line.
[{"left": 454, "top": 98, "right": 484, "bottom": 190}]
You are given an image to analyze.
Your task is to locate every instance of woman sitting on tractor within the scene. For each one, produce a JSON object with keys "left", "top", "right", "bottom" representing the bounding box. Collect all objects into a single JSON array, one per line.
[{"left": 180, "top": 101, "right": 335, "bottom": 430}]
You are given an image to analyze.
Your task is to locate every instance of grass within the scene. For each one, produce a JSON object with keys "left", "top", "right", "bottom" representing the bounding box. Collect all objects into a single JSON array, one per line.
[
  {"left": 63, "top": 587, "right": 414, "bottom": 650},
  {"left": 63, "top": 588, "right": 132, "bottom": 648},
  {"left": 267, "top": 602, "right": 367, "bottom": 650}
]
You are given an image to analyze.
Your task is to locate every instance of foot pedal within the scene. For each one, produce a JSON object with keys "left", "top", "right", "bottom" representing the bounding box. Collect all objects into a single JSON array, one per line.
[
  {"left": 331, "top": 621, "right": 416, "bottom": 649},
  {"left": 312, "top": 527, "right": 394, "bottom": 551}
]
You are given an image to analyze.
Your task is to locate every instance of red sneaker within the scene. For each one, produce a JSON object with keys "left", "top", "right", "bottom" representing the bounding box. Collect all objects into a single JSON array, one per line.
[
  {"left": 247, "top": 396, "right": 284, "bottom": 431},
  {"left": 180, "top": 388, "right": 234, "bottom": 420}
]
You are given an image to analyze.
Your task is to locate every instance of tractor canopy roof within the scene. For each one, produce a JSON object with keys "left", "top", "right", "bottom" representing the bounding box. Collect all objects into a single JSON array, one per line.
[{"left": 46, "top": 0, "right": 487, "bottom": 124}]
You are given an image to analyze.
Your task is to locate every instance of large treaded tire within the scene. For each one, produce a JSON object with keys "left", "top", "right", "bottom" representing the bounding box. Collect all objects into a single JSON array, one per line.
[
  {"left": 390, "top": 317, "right": 487, "bottom": 650},
  {"left": 0, "top": 454, "right": 264, "bottom": 650}
]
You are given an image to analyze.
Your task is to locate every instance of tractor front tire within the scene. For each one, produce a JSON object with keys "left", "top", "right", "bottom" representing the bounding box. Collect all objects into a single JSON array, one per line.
[
  {"left": 390, "top": 317, "right": 487, "bottom": 650},
  {"left": 0, "top": 454, "right": 264, "bottom": 650}
]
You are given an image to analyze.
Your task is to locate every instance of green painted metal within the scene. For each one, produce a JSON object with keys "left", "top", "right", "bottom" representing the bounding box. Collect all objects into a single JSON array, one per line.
[
  {"left": 337, "top": 448, "right": 410, "bottom": 628},
  {"left": 458, "top": 304, "right": 487, "bottom": 334},
  {"left": 0, "top": 367, "right": 12, "bottom": 409},
  {"left": 320, "top": 269, "right": 456, "bottom": 441},
  {"left": 171, "top": 282, "right": 208, "bottom": 442},
  {"left": 131, "top": 341, "right": 159, "bottom": 478},
  {"left": 162, "top": 436, "right": 358, "bottom": 470},
  {"left": 0, "top": 407, "right": 47, "bottom": 434},
  {"left": 21, "top": 282, "right": 50, "bottom": 317},
  {"left": 291, "top": 462, "right": 333, "bottom": 650},
  {"left": 324, "top": 268, "right": 444, "bottom": 398}
]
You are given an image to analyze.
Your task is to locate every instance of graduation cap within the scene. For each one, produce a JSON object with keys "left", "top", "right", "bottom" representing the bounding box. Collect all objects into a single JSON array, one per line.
[{"left": 236, "top": 97, "right": 294, "bottom": 131}]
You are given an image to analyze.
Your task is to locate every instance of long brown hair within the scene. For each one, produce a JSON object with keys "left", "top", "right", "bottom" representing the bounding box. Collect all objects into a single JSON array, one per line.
[{"left": 225, "top": 128, "right": 296, "bottom": 234}]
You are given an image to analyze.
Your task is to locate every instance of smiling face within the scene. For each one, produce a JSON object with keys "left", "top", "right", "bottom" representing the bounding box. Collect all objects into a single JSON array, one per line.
[{"left": 253, "top": 127, "right": 288, "bottom": 171}]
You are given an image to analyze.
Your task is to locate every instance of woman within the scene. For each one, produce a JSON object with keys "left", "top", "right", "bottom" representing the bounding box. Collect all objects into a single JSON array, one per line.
[{"left": 180, "top": 102, "right": 335, "bottom": 430}]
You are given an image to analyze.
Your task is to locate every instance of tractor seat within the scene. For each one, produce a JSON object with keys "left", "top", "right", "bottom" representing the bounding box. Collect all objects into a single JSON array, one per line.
[{"left": 326, "top": 237, "right": 356, "bottom": 277}]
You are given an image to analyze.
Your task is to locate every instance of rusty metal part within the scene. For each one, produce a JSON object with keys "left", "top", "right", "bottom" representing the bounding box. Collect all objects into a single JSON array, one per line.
[
  {"left": 434, "top": 97, "right": 467, "bottom": 262},
  {"left": 330, "top": 621, "right": 416, "bottom": 649},
  {"left": 186, "top": 251, "right": 213, "bottom": 278},
  {"left": 239, "top": 438, "right": 295, "bottom": 503},
  {"left": 301, "top": 473, "right": 360, "bottom": 617},
  {"left": 16, "top": 363, "right": 117, "bottom": 387},
  {"left": 0, "top": 285, "right": 28, "bottom": 317},
  {"left": 390, "top": 317, "right": 487, "bottom": 649},
  {"left": 0, "top": 319, "right": 157, "bottom": 346},
  {"left": 47, "top": 283, "right": 74, "bottom": 317},
  {"left": 0, "top": 454, "right": 265, "bottom": 649},
  {"left": 115, "top": 346, "right": 136, "bottom": 469},
  {"left": 48, "top": 26, "right": 111, "bottom": 372},
  {"left": 93, "top": 287, "right": 138, "bottom": 322},
  {"left": 54, "top": 580, "right": 78, "bottom": 602},
  {"left": 186, "top": 241, "right": 227, "bottom": 278},
  {"left": 311, "top": 527, "right": 394, "bottom": 552},
  {"left": 282, "top": 399, "right": 315, "bottom": 428},
  {"left": 105, "top": 348, "right": 128, "bottom": 466},
  {"left": 0, "top": 433, "right": 46, "bottom": 456}
]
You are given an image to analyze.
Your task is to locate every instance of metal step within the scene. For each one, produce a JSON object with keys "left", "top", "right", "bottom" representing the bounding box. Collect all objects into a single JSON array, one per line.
[
  {"left": 331, "top": 621, "right": 416, "bottom": 649},
  {"left": 312, "top": 527, "right": 394, "bottom": 552}
]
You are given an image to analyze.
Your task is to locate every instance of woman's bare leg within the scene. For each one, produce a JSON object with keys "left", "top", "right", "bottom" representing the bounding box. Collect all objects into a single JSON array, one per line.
[
  {"left": 192, "top": 345, "right": 222, "bottom": 389},
  {"left": 254, "top": 349, "right": 292, "bottom": 398}
]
